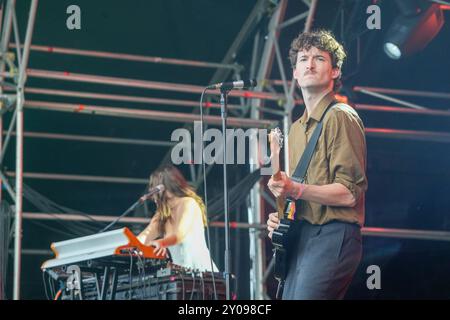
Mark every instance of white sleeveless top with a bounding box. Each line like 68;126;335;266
167;198;219;272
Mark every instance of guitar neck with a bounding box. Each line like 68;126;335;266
268;127;288;220
270;150;281;179
270;151;286;219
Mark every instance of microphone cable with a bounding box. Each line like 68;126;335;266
128;251;134;300
199;88;218;300
42;271;50;300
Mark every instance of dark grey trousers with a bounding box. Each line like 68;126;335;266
281;220;362;300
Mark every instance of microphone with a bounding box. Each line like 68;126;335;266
99;185;166;233
140;184;165;202
207;79;257;90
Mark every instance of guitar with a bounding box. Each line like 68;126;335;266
268;128;298;294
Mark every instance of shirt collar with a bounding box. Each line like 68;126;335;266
299;91;335;125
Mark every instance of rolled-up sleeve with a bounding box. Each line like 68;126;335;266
326;107;368;202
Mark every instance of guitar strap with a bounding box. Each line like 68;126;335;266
290;99;338;187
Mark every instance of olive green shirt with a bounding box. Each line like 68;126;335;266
288;92;368;227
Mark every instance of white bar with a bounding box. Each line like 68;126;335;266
355;88;428;110
354;86;450;100
4;130;175;147
277;11;309;29
249;0;289;301
22;212;450;242
14;0;38;301
19;69;284;102
11;44;242;71
362;227;450;242
9;249;52;256
365;128;450;143
24;212;150;224
209;221;266;230
22;212;265;230
304;0;318;32
7;171;148;184
14;87;287;116
24;100;276;128
0;0;16;229
355;104;450;117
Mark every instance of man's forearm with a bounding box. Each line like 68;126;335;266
293;182;356;207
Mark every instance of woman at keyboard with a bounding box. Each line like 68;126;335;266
137;165;219;272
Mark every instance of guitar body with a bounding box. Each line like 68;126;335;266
268;128;299;290
271;200;298;282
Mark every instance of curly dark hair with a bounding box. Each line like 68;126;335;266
289;30;346;92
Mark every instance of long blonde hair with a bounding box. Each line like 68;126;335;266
148;165;206;233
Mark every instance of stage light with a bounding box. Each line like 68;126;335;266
384;1;444;60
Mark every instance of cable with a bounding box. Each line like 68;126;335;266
42;271;50;300
200;88;218;300
21;182;107;237
29;219;79;238
139;266;145;300
139;257;146;299
179;269;185;300
0;202;13;300
135;251;146;299
17;180;104;236
208;168;261;221
200;271;205;300
189;271;196;300
23;183;104;227
141;257;147;299
199;89;262;300
54;289;62;300
128;251;133;300
48;275;55;299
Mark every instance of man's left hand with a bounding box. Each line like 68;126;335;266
267;171;306;199
267;171;295;198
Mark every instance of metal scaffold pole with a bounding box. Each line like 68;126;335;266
0;0;15;301
248;0;290;300
13;0;38;300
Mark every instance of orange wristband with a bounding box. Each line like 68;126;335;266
294;182;305;199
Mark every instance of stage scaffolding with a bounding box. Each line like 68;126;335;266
0;0;449;300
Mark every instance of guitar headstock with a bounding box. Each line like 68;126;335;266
269;127;284;155
268;127;284;180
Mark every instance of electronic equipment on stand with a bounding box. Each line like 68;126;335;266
41;227;226;300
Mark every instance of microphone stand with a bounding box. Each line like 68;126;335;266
220;88;232;300
98;199;142;233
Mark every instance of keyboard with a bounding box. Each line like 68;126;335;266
41;227;163;270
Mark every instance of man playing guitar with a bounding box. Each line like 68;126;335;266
267;30;368;300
